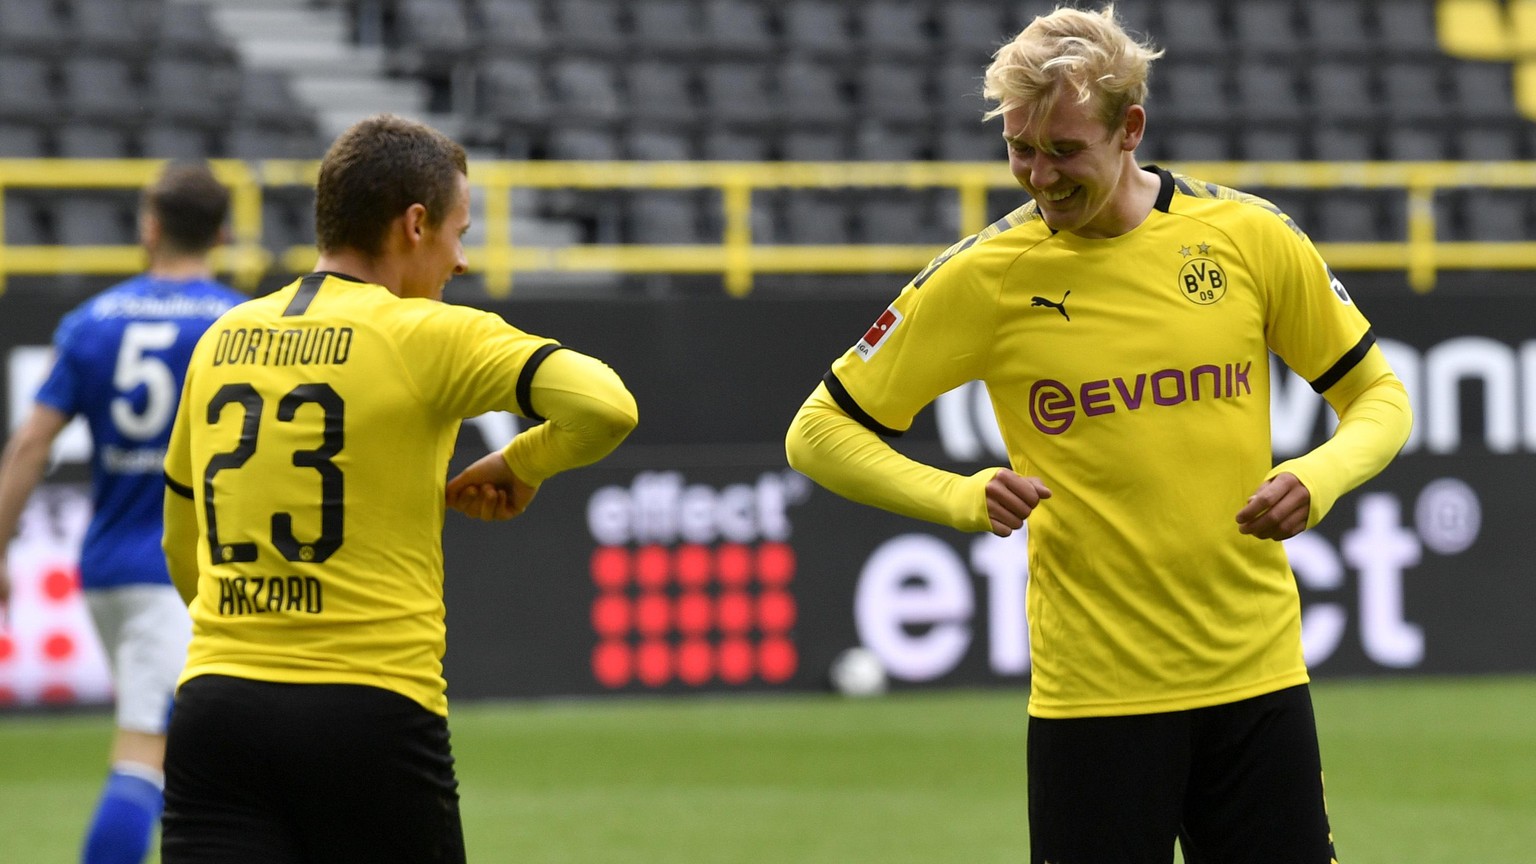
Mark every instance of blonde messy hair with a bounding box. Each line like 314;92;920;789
982;5;1163;138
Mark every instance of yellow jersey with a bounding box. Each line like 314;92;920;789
825;168;1376;717
164;272;563;715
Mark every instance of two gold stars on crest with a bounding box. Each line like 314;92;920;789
1179;242;1212;258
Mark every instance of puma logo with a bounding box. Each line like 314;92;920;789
1031;291;1071;321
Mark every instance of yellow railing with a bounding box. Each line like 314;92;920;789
2;158;1534;296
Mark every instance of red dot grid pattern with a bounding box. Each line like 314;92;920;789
0;491;115;708
42;566;81;602
590;542;798;689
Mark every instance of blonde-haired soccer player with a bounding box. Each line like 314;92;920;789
160;114;637;863
786;6;1410;862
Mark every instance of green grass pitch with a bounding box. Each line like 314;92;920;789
1;676;1532;863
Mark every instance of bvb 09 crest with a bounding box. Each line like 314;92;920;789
1178;257;1227;305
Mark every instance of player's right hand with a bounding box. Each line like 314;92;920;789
985;469;1051;537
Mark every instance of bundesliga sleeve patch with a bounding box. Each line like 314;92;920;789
1328;268;1354;305
855;306;903;361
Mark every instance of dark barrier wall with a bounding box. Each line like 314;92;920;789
1;283;1531;705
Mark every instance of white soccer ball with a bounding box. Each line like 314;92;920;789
828;646;888;697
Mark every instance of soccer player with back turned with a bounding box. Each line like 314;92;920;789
785;6;1411;863
159;114;638;863
0;162;243;864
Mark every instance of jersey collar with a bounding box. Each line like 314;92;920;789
309;270;369;284
1143;164;1175;212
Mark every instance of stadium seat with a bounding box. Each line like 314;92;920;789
1376;2;1440;58
1312;125;1375;161
854;192;945;244
546;126;620;161
702;0;778;60
477;59;552;130
855;62;932;127
1379;191;1410;241
71;0;153;59
935;2;1010;61
0;0;69;56
1239;128;1305;162
390;0;473;75
262;190;317;254
700;63;778;130
233;70;314;131
1301;0;1374;57
627;0;697;59
549;58;625;128
935;123;1000;162
1164;129;1231;163
1448;63;1519;121
934;56;991;123
1160;63;1233;124
0;123;46;157
148;1;234;63
224;124;321;159
1232;1;1302;58
852;121;928;161
140;124;218;160
59;57;142;126
776;60;849;129
478;0;550;57
0;57;59;124
779;0;853;60
626;192;706;244
854;1;932;60
3;194;49;244
1383;127;1452;161
52;196;135;245
701;127;772;161
55;124;133;158
1109;0;1156;40
779;192;852;243
1233;66;1306;125
543;0;625;56
1455;191;1529;241
1014;1;1059;28
1307;62;1379;124
1154;0;1225;60
1379;63;1450;124
780;128;847;161
1454;125;1523;161
146;58;232;128
627;61;702;129
625;128;696;161
1311;194;1385;241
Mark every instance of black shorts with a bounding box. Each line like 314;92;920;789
1028;684;1337;864
162;674;465;864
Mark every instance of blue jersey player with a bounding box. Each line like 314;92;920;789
0;163;244;864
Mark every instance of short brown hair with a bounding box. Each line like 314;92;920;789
314;114;468;256
144;162;229;255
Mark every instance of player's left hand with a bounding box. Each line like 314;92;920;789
445;451;538;521
1236;472;1310;541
